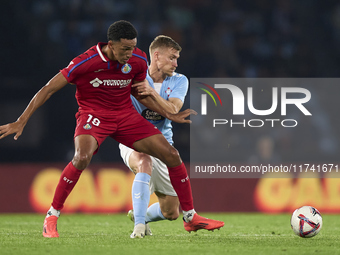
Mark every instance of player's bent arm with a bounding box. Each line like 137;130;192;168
131;80;186;123
168;98;184;113
132;80;183;114
0;72;68;140
131;82;195;124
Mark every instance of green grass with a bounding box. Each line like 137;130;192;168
0;213;339;255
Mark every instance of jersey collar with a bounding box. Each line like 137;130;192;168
96;42;109;63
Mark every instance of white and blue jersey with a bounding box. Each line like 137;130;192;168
131;71;188;145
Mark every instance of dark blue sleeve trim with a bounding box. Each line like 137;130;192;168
67;53;99;77
132;53;148;64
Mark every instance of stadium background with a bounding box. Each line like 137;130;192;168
1;0;340;213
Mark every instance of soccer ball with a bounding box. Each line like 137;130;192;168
290;206;322;238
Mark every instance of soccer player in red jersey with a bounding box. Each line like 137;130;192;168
0;20;224;238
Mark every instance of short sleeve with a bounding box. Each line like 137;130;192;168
60;55;88;84
169;75;189;103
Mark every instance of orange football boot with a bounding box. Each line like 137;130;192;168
184;213;224;233
43;216;59;238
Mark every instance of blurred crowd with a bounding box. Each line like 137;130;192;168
1;0;340;163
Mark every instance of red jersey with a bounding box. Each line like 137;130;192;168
60;42;148;112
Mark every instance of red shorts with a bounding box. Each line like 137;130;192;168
74;109;161;154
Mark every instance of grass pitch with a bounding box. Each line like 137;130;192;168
0;213;339;255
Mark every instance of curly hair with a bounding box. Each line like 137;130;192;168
107;20;137;42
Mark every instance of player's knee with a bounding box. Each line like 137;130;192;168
130;154;152;175
169;147;180;159
162;208;180;221
163;147;180;165
72;152;92;170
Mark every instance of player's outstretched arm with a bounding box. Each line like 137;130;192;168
0;72;68;140
168;108;197;124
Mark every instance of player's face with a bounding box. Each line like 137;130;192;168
156;47;180;76
109;38;137;64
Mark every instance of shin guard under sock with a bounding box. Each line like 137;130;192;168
132;173;151;225
51;162;82;210
168;162;194;211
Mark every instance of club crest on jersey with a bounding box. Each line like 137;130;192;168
121;64;132;74
165;87;172;97
83;123;92;130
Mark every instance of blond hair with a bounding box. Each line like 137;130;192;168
149;35;182;55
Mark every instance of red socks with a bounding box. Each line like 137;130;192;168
51;162;194;212
168;162;194;211
52;162;82;210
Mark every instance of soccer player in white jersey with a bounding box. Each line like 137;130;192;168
120;35;224;238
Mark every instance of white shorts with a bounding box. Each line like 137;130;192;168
119;143;177;197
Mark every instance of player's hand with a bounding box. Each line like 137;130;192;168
167;109;197;124
131;81;155;97
0;121;25;140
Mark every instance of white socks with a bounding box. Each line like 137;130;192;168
183;209;196;222
46;206;60;218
